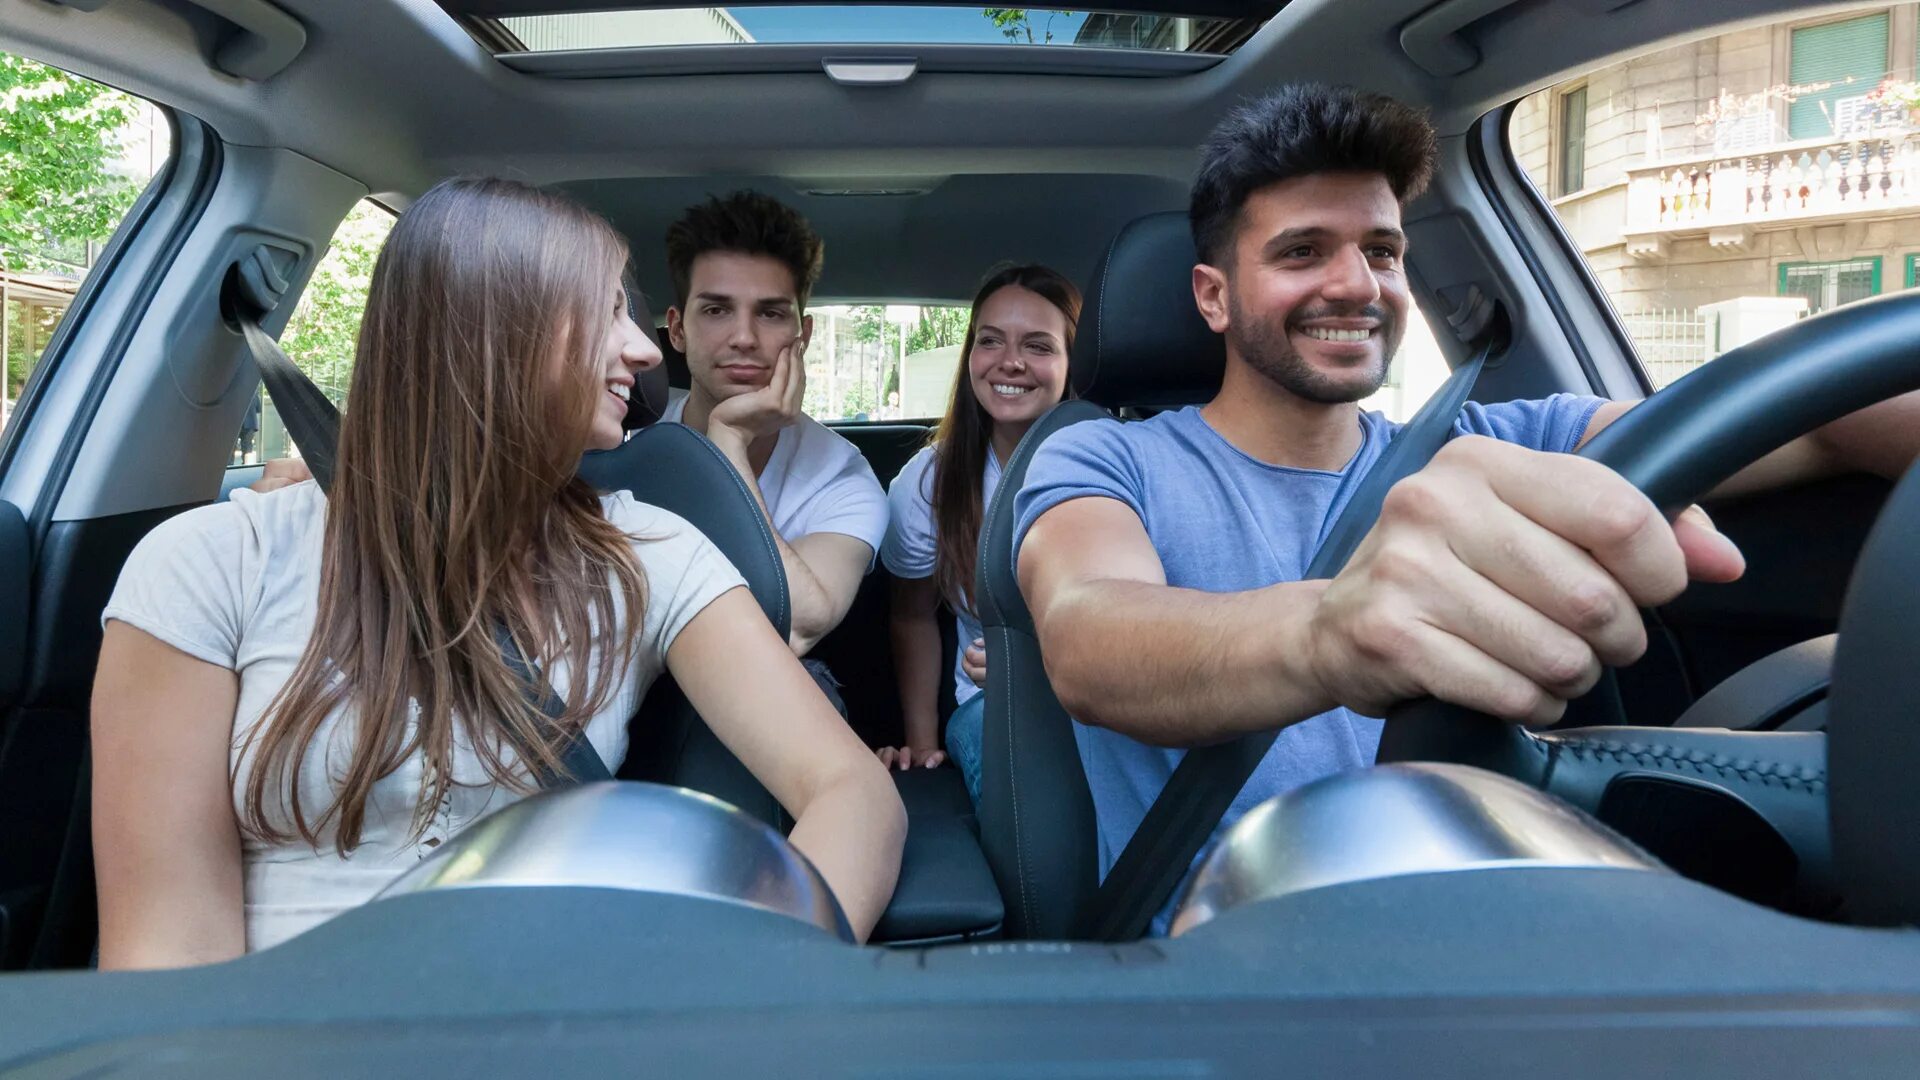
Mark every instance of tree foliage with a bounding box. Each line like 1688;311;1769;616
278;202;395;400
983;8;1073;45
908;305;969;354
0;55;139;272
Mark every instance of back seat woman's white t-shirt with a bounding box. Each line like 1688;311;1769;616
660;389;887;557
880;445;999;707
100;481;745;952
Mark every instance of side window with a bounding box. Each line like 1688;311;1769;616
1;53;170;436
1508;4;1920;388
234;200;395;465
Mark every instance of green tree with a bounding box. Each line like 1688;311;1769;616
4;298;61;399
0;55;139;272
277;202;394;401
983;8;1073;45
908;305;969;354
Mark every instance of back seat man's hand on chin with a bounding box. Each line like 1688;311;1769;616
1304;436;1745;726
248;458;313;494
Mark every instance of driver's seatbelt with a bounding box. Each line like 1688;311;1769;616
1075;337;1493;941
235;310;613;786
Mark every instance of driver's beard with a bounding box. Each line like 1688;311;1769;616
1227;289;1401;406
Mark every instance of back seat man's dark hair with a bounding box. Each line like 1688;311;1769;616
665;190;826;308
1189;83;1438;265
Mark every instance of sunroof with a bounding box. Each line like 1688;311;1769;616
460;5;1263;55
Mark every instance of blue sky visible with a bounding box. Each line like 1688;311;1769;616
727;6;1090;45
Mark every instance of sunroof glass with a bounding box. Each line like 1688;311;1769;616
491;7;1249;53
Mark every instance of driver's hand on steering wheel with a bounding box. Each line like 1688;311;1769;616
1305;436;1746;726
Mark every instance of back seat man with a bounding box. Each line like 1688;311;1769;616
659;191;887;659
1014;82;1920;933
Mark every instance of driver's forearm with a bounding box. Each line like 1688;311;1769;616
1035;577;1337;747
1811;389;1920;482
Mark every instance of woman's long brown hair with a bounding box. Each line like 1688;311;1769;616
240;177;650;853
929;265;1082;613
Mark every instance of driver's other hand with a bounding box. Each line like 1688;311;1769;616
962;639;988;688
1305;436;1745;727
876;745;946;771
248;457;313;494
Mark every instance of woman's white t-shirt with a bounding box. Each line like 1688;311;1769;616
880;445;1001;708
100;481;745;952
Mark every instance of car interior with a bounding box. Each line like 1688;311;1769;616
3;0;1920;1074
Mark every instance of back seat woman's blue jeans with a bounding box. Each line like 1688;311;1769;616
944;693;986;805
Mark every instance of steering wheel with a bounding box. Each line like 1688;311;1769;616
1376;290;1920;924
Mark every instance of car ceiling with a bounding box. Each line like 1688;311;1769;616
0;0;1863;303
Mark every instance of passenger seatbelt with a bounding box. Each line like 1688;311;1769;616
233;308;612;786
1075;337;1494;941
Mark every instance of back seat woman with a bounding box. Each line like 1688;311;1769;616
877;265;1081;801
90;177;904;968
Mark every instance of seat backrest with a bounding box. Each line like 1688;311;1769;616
578;423;791;827
974;211;1228;937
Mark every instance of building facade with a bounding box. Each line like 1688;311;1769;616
1511;5;1920;381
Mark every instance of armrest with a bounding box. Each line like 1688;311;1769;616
871;770;1004;945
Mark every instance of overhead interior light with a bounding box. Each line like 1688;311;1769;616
822;59;918;86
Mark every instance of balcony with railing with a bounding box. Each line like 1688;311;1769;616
1624;124;1920;253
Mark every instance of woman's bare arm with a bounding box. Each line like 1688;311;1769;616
92;621;247;969
667;588;905;941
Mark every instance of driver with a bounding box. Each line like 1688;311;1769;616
1014;82;1920;934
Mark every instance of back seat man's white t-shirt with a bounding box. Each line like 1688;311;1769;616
100;482;745;952
660;388;887;557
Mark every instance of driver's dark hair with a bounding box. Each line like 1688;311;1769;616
665;190;825;309
1189;83;1438;265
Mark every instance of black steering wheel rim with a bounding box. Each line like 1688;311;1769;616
1377;290;1920;921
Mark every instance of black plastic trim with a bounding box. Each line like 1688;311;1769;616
453;0;1282;20
501;42;1225;79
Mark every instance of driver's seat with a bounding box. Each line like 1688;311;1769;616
975;212;1226;938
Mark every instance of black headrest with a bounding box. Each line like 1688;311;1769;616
1070;211;1226;410
618;263;670;427
626;355;672;430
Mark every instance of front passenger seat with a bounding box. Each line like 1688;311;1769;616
577;326;793;829
975;212;1228;938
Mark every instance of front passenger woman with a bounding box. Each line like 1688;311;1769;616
91;177;904;967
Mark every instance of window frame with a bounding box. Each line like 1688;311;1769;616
1554;82;1590;198
0;81;202;496
1905;252;1919;289
1776;257;1884;315
1777;8;1897;141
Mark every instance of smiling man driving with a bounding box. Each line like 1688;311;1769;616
1013;82;1920;935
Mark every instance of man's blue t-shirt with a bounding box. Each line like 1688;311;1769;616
1011;395;1605;934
